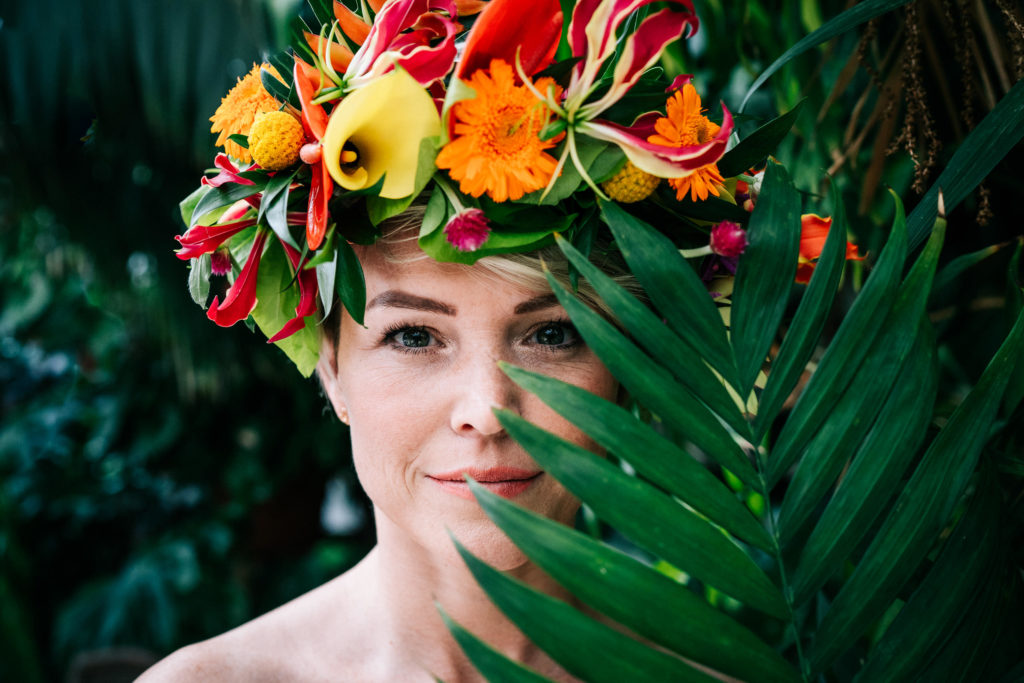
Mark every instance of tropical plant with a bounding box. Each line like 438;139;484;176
442;11;1024;682
446;173;1024;683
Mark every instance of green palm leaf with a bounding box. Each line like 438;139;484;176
446;19;1024;680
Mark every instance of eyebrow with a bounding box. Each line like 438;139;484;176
513;293;560;314
366;291;456;315
365;291;561;316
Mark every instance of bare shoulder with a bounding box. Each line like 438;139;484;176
135;639;245;682
135;618;306;682
137;554;379;682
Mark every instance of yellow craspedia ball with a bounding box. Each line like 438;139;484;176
248;111;304;170
601;160;661;203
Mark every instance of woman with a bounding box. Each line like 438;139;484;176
151;0;737;677
142;215;623;681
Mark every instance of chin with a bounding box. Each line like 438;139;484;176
442;517;533;572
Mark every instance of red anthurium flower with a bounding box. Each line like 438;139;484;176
457;0;561;80
267;241;320;342
207;228;271;327
796;213;866;284
345;0;461;90
294;58;334;250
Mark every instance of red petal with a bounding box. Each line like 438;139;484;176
175;218;257;259
306;161;332;250
799;214;832;260
293;58;329;140
202;153;255;187
207;229;270;327
268;241;320;342
457;0;562;79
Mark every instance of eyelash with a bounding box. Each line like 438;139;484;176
378;319;582;354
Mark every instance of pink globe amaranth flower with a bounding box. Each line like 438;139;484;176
710;221;748;258
444;208;491;252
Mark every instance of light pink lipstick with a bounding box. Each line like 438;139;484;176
428;467;542;500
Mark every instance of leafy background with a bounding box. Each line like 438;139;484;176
1;0;1022;681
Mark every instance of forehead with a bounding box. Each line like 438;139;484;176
356;242;551;308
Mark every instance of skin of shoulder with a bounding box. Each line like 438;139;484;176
137;564;375;682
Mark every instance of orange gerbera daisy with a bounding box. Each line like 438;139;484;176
436;59;562;202
648;83;725;202
210;64;285;163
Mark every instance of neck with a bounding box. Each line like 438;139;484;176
365;506;578;682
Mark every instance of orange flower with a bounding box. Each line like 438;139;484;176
796;214;866;284
436;59;562;202
209;64;284;163
648;83;725;202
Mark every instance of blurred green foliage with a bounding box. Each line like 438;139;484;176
1;0;1021;680
1;1;371;680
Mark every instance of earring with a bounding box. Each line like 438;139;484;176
339;408;349;425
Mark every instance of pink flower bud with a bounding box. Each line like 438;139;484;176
211;247;233;276
444;208;491;252
710;221;747;258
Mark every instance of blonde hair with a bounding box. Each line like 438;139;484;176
320;202;642;349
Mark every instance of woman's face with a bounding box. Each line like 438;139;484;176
319;247;619;569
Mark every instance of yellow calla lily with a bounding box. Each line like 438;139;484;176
322;69;441;199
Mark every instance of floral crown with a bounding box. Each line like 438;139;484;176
176;0;861;376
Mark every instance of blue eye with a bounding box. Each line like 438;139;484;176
396;327;431;348
532;321;578;348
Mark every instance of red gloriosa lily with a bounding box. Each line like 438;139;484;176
345;0;461;90
535;0;730;193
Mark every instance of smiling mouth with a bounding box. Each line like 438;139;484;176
428;468;543;500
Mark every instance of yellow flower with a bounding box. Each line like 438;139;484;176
601;160;661;203
248;112;304;170
436;59;562;203
648;84;725;202
209;64;284;163
322;69;442;199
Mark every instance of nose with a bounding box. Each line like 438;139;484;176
448;351;522;437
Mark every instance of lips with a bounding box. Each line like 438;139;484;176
428;467;542;500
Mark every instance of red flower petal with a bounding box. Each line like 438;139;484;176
175;217;257;259
457;0;562;79
268;241;320;342
207;229;270;327
306;160;332;250
294;58;329;141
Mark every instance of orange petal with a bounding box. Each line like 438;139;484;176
455;0;488;16
333;0;371;45
799;213;832;260
303;31;354;73
367;0;386;12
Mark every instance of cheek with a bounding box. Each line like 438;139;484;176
527;361;619;451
